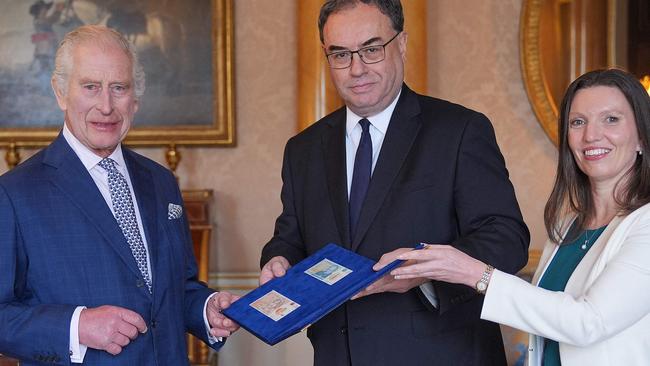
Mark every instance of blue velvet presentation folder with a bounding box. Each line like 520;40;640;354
223;243;424;346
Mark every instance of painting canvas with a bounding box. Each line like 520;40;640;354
0;0;234;146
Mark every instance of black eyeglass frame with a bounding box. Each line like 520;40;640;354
324;32;401;69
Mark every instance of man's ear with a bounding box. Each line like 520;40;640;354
398;31;408;58
51;78;67;111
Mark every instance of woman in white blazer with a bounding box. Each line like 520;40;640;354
375;69;650;366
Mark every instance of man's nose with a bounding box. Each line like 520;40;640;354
96;88;114;115
349;52;367;75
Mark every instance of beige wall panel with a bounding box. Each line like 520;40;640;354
427;0;556;251
182;0;297;272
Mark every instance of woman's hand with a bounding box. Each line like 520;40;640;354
352;248;428;299
391;244;487;288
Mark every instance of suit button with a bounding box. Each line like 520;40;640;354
136;279;145;288
340;327;347;335
151;320;157;328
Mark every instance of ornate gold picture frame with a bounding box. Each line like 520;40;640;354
521;0;639;147
520;0;559;146
0;0;234;150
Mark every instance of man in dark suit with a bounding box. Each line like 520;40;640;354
259;1;529;365
0;25;238;365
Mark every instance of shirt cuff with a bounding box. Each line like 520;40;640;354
419;282;439;308
70;306;88;363
203;292;223;344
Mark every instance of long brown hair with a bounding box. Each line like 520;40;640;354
544;69;650;243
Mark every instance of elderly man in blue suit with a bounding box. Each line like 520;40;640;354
0;25;239;365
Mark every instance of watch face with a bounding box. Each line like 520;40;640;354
477;281;487;292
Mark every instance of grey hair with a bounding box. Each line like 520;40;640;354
52;25;145;97
318;0;404;43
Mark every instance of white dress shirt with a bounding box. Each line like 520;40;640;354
344;92;438;307
344;92;398;197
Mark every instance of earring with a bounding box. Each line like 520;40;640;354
638;150;643;156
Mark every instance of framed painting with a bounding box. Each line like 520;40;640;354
0;0;234;148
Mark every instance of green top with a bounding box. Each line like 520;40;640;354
537;223;607;366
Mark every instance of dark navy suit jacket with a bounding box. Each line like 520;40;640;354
0;134;220;365
261;85;530;366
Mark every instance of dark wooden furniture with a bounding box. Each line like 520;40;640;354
0;356;17;366
182;189;214;366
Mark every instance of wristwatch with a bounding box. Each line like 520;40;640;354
475;265;494;294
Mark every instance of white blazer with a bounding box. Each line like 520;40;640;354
481;202;650;366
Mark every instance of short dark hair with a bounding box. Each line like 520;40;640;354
318;0;404;43
544;68;650;243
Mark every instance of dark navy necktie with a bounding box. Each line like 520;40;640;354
349;118;372;240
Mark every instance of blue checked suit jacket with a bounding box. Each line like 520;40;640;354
0;134;221;365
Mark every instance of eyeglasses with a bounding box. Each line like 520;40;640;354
325;32;401;69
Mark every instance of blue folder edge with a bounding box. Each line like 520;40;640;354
223;243;425;345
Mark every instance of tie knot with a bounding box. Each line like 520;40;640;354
98;158;118;173
359;118;370;132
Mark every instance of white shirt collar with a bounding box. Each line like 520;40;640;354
62;123;126;172
346;89;401;135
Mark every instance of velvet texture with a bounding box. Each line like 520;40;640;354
225;243;414;345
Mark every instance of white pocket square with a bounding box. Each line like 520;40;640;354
168;203;183;220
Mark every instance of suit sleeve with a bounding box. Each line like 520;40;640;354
260;140;308;267
451;112;529;270
0;183;75;364
482;209;650;345
164;175;221;350
435;112;530;312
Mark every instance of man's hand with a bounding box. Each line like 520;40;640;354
259;256;291;285
352;248;428;300
78;305;148;356
206;291;241;338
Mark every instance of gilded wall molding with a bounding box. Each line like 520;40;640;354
520;0;559;145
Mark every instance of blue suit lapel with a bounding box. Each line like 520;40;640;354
351;85;421;251
42;135;151;296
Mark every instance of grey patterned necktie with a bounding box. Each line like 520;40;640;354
98;158;152;293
